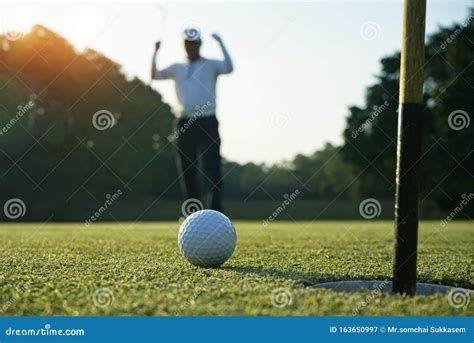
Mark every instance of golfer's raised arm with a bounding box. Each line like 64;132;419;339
212;33;233;74
151;42;173;80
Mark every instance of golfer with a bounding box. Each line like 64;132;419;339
151;26;233;211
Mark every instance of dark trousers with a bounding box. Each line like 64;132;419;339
176;115;222;211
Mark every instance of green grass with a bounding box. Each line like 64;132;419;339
0;221;472;316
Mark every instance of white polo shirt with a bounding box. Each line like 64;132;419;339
154;57;233;118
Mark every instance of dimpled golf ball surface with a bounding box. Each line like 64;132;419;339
178;210;236;268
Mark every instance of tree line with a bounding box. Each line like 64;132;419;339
0;11;472;220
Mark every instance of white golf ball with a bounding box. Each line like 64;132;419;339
178;210;236;268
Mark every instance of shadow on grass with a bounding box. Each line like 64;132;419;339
223;265;473;290
222;265;366;287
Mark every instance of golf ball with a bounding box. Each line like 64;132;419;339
178;210;236;268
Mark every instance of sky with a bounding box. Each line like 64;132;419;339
0;0;472;164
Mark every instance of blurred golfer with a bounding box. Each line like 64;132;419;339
151;25;233;211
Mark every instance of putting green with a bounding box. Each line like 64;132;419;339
0;221;472;315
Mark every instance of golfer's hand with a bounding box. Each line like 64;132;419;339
154;41;161;51
211;33;222;43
